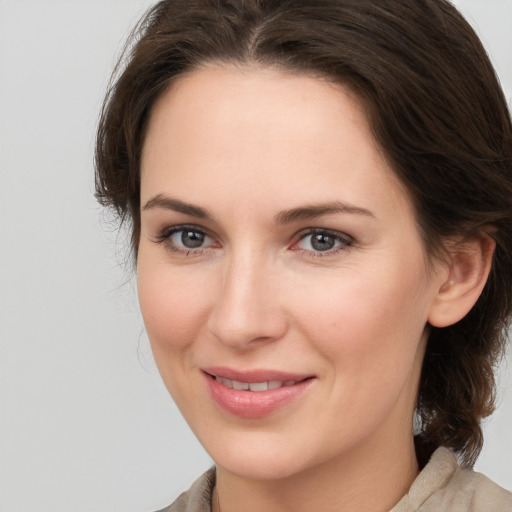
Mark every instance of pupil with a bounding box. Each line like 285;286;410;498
181;230;204;248
311;233;335;251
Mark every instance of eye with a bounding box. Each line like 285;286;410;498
170;228;210;249
155;225;218;254
293;229;353;254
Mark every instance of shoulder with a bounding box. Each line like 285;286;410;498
393;448;512;512
438;462;512;512
155;467;216;512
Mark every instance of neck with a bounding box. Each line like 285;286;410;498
214;432;418;512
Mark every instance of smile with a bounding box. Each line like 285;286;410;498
202;368;315;419
214;377;299;391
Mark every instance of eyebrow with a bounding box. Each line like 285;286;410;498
142;195;213;219
142;195;375;223
274;201;376;224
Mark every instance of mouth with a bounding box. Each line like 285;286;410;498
208;374;308;391
201;367;315;418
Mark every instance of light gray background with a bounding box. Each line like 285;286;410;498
0;1;511;511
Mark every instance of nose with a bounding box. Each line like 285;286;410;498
207;252;288;349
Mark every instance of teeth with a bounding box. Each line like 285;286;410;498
232;380;249;390
249;382;268;392
215;376;233;388
221;377;233;389
215;376;297;391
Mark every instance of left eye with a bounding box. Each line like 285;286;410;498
167;228;213;249
295;230;352;253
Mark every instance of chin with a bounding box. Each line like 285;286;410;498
195;426;325;481
216;450;310;481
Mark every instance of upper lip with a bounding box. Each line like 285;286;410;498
202;366;314;383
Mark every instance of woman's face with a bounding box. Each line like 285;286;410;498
138;65;448;480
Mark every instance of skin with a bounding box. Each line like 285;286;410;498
137;64;481;512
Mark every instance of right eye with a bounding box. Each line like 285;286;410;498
170;228;209;249
155;225;219;255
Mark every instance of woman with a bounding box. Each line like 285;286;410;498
95;0;512;510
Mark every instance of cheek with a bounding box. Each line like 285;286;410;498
137;261;211;353
289;263;430;378
136;260;216;408
288;272;430;440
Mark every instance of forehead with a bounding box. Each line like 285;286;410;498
141;64;412;221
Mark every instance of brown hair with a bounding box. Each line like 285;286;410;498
95;0;512;466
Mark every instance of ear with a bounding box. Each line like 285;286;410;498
428;231;495;328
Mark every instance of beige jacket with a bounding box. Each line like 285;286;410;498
158;448;512;511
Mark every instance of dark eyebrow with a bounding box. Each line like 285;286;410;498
142;195;375;223
274;201;376;224
142;194;212;219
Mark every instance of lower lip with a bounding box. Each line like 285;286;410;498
203;373;314;419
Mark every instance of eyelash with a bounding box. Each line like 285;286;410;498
153;225;354;257
291;228;354;257
154;224;218;256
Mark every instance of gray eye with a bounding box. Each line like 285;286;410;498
181;230;205;248
310;233;336;251
295;229;352;253
168;228;212;249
